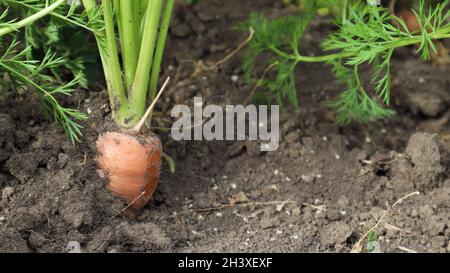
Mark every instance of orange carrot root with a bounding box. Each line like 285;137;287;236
96;132;162;209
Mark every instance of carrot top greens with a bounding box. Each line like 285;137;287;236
0;0;93;143
241;0;450;124
82;0;175;130
0;0;175;141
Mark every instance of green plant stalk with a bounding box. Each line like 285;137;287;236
132;0;141;41
138;0;150;31
82;0;113;104
0;0;66;37
113;0;124;60
270;29;450;64
102;0;128;119
81;0;170;129
149;0;174;100
126;0;163;127
120;0;140;91
10;0;95;32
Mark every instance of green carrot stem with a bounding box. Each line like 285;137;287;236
128;0;163;126
81;0;115;108
269;30;450;64
120;0;140;91
149;0;175;100
0;0;66;37
102;0;128;120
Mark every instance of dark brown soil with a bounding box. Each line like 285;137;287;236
1;0;450;253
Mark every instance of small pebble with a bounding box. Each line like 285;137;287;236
230;183;237;190
2;187;14;200
231;75;239;82
66;241;82;253
215;212;223;218
274;169;279;175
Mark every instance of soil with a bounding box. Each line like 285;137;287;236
1;0;450;253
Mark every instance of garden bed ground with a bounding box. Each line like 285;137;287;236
1;0;450;253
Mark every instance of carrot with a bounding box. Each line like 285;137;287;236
95;77;170;209
80;1;174;208
96;132;162;209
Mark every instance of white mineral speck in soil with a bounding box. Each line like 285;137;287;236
215;212;223;218
230;183;237;189
66;241;82;253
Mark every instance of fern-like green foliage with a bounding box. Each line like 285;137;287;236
20;5;101;87
239;11;314;107
0;41;87;143
241;0;450;124
0;0;104;143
